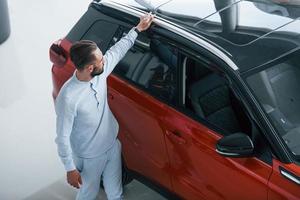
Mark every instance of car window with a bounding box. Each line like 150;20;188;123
112;29;178;106
178;52;273;163
182;55;252;136
81;20;119;53
246;49;300;159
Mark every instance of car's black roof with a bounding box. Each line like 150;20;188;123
106;0;300;73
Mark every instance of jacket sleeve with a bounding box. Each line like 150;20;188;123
54;95;76;172
103;27;138;76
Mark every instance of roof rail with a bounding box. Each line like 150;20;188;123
95;0;239;71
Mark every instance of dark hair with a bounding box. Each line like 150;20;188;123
70;40;98;70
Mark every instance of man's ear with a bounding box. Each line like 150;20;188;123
86;64;94;72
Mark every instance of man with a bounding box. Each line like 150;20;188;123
54;13;154;200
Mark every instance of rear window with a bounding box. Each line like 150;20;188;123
81;20;119;53
66;5;120;46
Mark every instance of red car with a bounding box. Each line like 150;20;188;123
50;0;300;199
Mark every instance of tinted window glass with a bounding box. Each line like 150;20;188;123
81;20;119;53
113;31;178;105
184;57;252;135
246;50;300;158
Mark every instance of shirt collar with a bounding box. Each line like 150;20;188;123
72;70;97;85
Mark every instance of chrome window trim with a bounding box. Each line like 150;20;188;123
216;149;240;156
97;0;239;71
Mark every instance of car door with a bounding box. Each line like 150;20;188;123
162;52;273;200
107;30;179;191
108;76;172;190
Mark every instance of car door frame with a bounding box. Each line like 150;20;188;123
168;36;282;198
150;23;299;199
151;23;284;164
107;23;186;195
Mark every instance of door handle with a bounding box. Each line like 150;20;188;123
280;167;300;185
166;130;186;145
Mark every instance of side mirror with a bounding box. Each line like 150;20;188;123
216;132;254;158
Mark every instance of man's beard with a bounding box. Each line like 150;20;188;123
91;67;104;77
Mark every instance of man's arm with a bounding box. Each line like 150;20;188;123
55;95;82;188
55;95;76;172
103;13;154;76
103;28;138;76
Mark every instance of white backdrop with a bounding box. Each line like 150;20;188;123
0;0;91;199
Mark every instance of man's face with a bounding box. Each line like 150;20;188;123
91;48;105;77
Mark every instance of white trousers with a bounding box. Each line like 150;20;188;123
73;139;123;200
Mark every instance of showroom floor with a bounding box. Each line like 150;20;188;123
0;0;166;199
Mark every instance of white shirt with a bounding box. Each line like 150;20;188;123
55;28;138;171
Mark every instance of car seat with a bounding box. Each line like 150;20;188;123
189;73;241;134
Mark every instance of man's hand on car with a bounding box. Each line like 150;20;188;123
67;169;82;189
136;13;154;32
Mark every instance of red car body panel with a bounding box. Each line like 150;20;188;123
269;160;300;200
162;106;272;200
107;75;172;191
